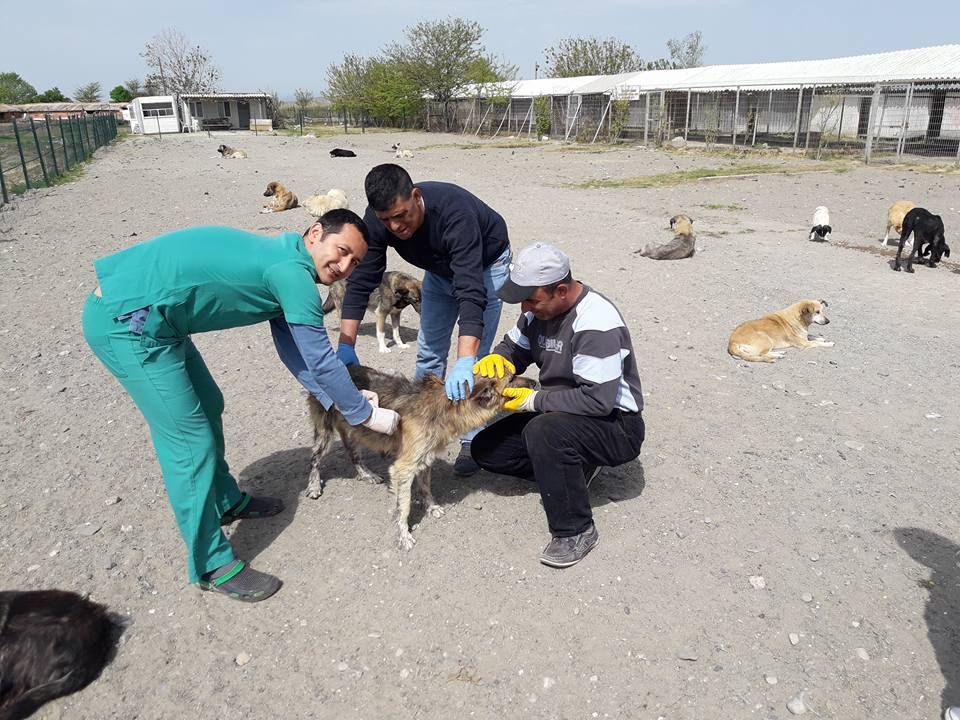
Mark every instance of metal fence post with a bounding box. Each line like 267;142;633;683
0;151;8;204
58;117;70;169
792;85;804;149
896;83;914;158
74;117;87;159
766;90;773;134
864;83;881;164
44;115;59;176
11;119;31;190
28;117;50;186
732;87;740;146
804;84;817;152
684;90;691;140
643;93;649;145
83;116;92;152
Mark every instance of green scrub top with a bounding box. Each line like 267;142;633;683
94;226;324;343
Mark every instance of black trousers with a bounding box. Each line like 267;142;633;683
471;410;645;537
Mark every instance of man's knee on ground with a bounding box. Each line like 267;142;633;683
521;413;576;457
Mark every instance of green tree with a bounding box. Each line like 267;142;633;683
666;31;706;68
544;37;645;78
0;72;38;103
387;17;488;131
74;81;102;102
33;87;69;102
110;85;134;102
364;57;422;127
122;78;143;97
293;88;314;118
326;53;370;127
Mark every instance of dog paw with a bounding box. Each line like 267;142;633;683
905;266;915;273
358;470;386;484
304;486;323;500
378;346;392;354
395;341;409;349
397;530;416;551
426;504;445;519
820;341;835;347
893;266;901;271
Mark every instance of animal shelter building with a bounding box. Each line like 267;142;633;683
130;93;272;134
437;45;960;163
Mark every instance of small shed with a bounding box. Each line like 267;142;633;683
178;93;271;132
130;96;180;134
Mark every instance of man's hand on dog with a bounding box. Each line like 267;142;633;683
473;354;516;378
445;356;477;401
502;387;538;412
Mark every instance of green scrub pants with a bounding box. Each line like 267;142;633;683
82;294;242;583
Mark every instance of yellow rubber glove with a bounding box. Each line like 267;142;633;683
502;387;538;412
473;353;516;378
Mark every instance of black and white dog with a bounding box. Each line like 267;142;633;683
0;590;122;720
808;206;832;242
894;207;950;272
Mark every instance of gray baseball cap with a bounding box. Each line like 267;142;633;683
498;242;571;303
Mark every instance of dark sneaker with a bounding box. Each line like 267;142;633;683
453;443;481;476
540;524;600;568
584;465;604;489
199;560;282;603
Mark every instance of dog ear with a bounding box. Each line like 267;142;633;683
818;299;828;308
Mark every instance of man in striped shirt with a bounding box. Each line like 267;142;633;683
471;243;645;568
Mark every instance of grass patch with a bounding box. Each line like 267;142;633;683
415;140;542;151
574;162;853;189
700;202;745;211
50;164;86;187
274;124;398;138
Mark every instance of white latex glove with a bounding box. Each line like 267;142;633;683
362;406;400;435
360;389;380;407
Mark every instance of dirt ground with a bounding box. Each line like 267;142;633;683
2;128;960;720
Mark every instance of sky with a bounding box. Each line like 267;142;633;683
5;0;959;101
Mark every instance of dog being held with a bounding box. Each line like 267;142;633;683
808;206;832;242
323;271;422;353
329;148;357;158
391;142;414;159
894;206;950;273
216;144;246;159
261;181;298;213
302;188;349;218
0;590;123;720
306;365;537;549
636;214;695;260
728;299;833;363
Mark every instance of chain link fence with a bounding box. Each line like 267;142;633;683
0;113;119;205
440;82;960;163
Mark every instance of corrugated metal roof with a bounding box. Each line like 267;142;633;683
0;102;118;112
179;92;271;99
482;45;960;98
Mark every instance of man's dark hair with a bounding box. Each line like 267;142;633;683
305;208;370;245
364;163;414;212
543;271;574;296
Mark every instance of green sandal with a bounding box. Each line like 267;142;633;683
220;493;285;525
198;560;282;603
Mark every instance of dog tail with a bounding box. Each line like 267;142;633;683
322;293;336;313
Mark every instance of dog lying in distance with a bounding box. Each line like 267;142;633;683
728;299;833;363
302;188;349;217
217;144;246;159
0;590;123;720
884;200;916;246
392;143;414;159
306;365;537;549
809;206;832;242
329;148;357;158
636;214;695;260
894;207;949;272
261;182;299;213
323;271;422;353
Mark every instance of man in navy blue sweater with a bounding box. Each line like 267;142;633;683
336;164;512;474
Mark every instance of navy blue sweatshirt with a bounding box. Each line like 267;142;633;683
341;182;510;339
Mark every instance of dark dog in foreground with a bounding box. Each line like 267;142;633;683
329;148;357;158
0;590;122;720
895;207;950;272
306;365;536;549
323;271;422;353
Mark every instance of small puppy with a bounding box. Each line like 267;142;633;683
637;214;695;260
728;299;833;363
894;207;950;273
329;148;357;158
809;206;832;242
217;144;246;159
302;188;349;217
884;200;916;246
392;143;414;159
0;590;122;720
306;365;537;549
323;271;422;352
261;181;298;213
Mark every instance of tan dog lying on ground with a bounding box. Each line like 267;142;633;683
217;144;246;159
884;200;916;246
728;299;833;363
322;270;422;353
637;214;696;259
302;188;349;217
261;181;298;213
306;365;536;550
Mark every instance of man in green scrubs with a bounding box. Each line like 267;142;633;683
82;209;399;602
